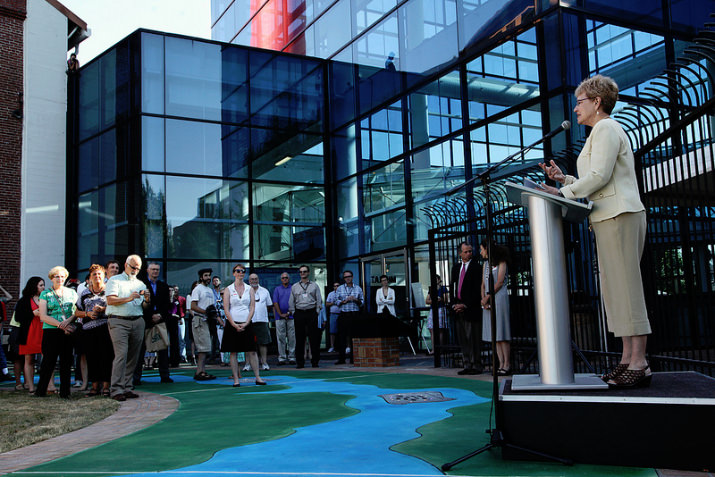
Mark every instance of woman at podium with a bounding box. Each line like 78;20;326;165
539;74;652;388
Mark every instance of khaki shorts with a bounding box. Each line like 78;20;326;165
191;316;212;353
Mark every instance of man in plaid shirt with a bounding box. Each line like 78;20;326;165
334;270;363;365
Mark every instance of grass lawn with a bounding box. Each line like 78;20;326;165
0;388;119;453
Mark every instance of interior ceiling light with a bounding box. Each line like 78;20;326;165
275;156;292;166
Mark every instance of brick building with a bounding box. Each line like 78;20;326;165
0;0;87;309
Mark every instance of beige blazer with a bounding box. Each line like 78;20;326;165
560;118;645;223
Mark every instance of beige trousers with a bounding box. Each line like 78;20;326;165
592;211;652;337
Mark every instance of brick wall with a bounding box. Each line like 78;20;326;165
352;337;400;367
0;1;26;310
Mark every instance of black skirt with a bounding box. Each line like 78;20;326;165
220;322;257;352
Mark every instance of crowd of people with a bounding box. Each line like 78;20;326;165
2;256;405;399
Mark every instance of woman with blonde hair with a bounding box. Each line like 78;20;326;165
35;266;79;397
539;74;651;388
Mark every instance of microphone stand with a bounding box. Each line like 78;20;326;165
441;130;573;471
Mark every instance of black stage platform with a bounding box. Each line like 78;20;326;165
498;371;715;471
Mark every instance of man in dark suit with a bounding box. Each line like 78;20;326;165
451;241;482;375
133;262;173;384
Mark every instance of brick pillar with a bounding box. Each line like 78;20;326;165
0;1;26;311
353;337;400;367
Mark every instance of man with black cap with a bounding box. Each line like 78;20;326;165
189;268;217;381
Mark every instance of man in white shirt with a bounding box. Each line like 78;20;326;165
245;273;273;371
190;268;217;381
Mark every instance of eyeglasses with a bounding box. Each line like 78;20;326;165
234;269;246;273
343;275;353;279
281;277;289;279
575;97;593;106
300;270;309;274
127;264;141;271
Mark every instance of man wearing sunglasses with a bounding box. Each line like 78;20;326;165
288;266;323;368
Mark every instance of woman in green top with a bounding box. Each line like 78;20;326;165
35;266;79;398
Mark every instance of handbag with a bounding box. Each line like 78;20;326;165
145;322;169;352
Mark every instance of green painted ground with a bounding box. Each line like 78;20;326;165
13;370;656;477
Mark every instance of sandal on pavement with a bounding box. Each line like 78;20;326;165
102;388;111;397
601;363;629;382
608;366;652;388
15;384;24;391
86;389;100;397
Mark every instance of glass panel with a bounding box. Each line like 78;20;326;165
167;261;235;297
142;116;164;172
249;51;324;133
409;71;461;150
459;0;532;50
78;129;117;193
411;135;465;205
79;60;100;139
352;0;397;36
141;32;164;115
252;133;324;183
465;28;540;125
253;224;325;261
143;174;165;258
336;177;361;258
360;101;403;168
333;124;358;180
369;208;406;252
77;183;130;270
329;60;357;130
313;0;352;59
165;119;223;176
165;176;249;260
353;11;399;69
397;0;458;74
165;37;222;121
363;160;404;214
253;182;325;224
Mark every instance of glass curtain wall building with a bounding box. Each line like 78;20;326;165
70;0;714;369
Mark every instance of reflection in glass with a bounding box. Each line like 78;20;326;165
143;175;165;258
253;225;325;261
363;160;404;214
78;130;117;193
164;176;249;260
142;33;164;115
369;208;406;252
337;177;361;257
397;0;458;74
77;183;130;270
253;183;325;224
409;71;461;150
251;133;324;183
142;116;164;172
165;37;223;120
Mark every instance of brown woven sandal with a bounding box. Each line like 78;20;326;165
608;366;652;388
601;363;628;382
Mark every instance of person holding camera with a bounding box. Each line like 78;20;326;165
105;255;151;401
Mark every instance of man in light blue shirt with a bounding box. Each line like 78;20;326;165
106;254;151;401
335;270;363;365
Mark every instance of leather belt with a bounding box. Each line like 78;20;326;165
107;314;143;320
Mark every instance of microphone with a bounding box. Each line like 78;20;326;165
445;120;571;195
540;120;571;143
